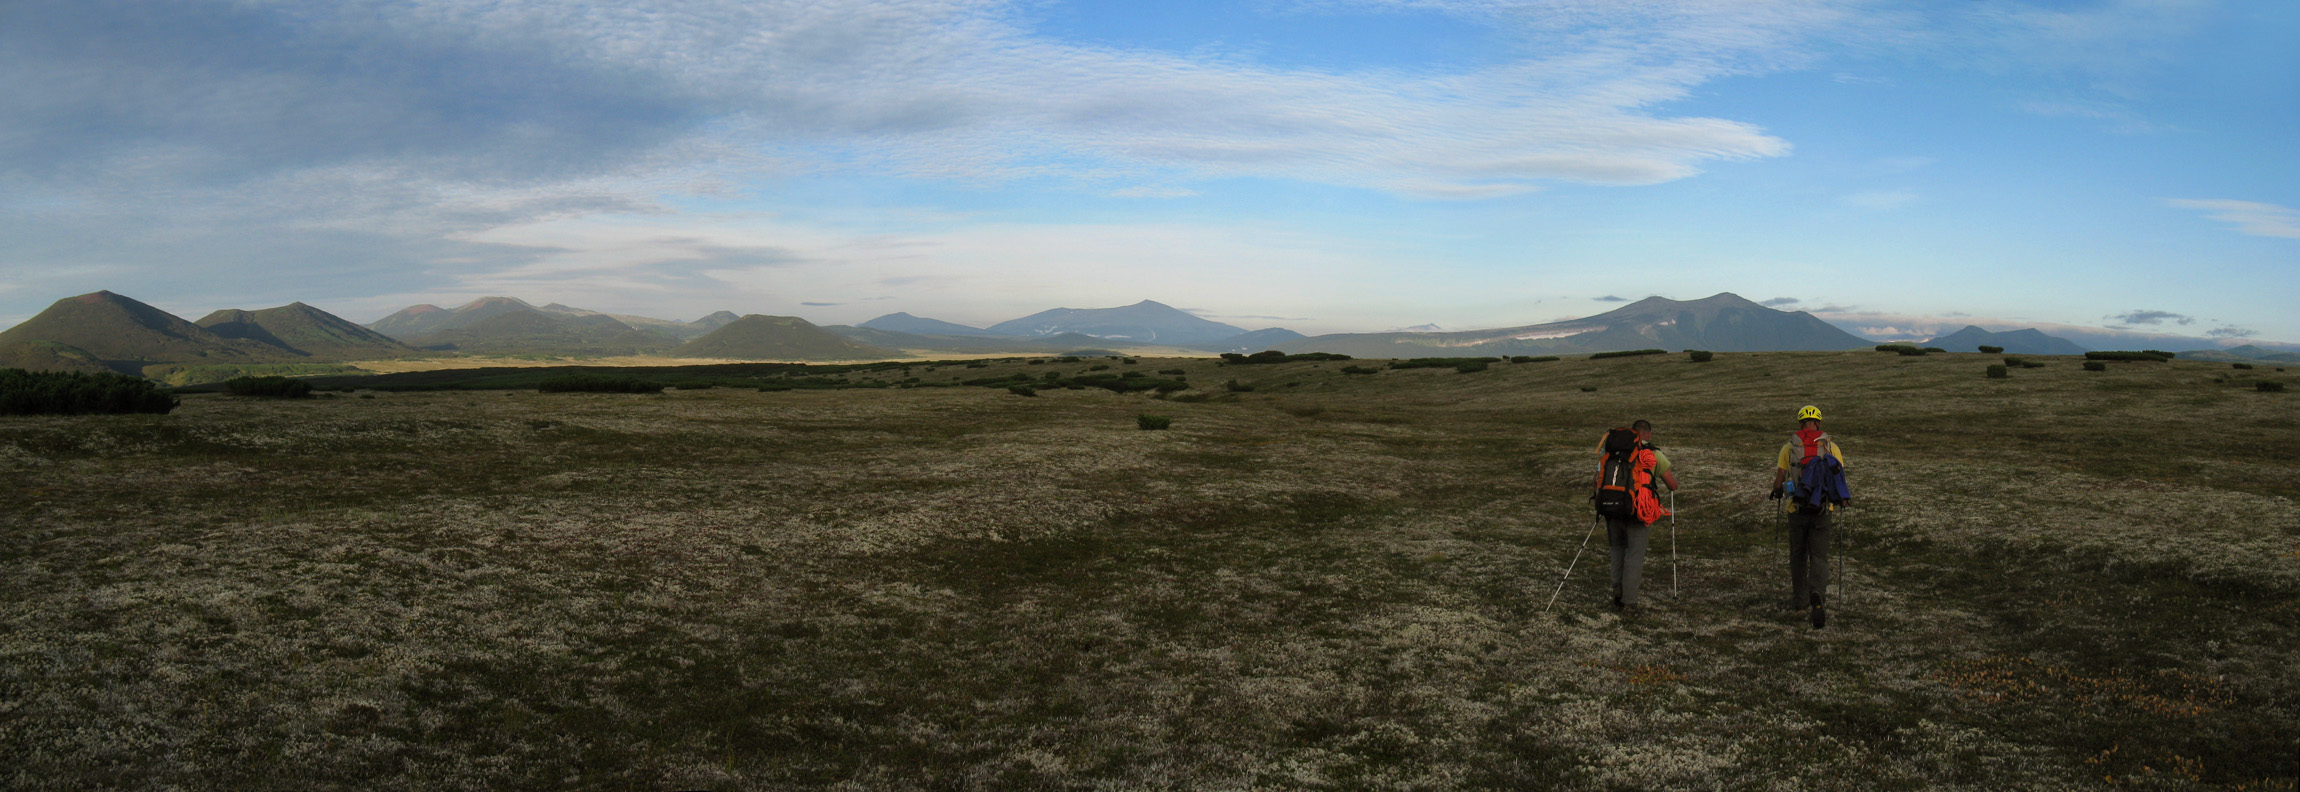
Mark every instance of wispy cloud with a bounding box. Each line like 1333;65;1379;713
2208;326;2257;338
1593;295;1629;302
1760;297;1800;307
2165;199;2300;239
2110;309;2193;326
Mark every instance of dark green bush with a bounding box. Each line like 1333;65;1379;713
1058;356;1081;363
2086;351;2173;362
1137;414;1171;430
1007;385;1037;397
1978;345;2004;354
1089;364;1110;371
0;368;179;415
1589;349;1666;360
1986;364;2008;379
1579;386;1598;392
1339;365;1380;375
1509;355;1560;364
223;376;314;398
1876;344;1918;353
1120;371;1145;379
1122;358;1138;365
965;360;989;368
2083;361;2108;372
1026;359;1044;366
1157;368;1186;375
1688;350;1714;363
1922;347;1947;354
1225;379;1254;392
1454;362;1488;373
538;374;665;393
2260;381;2286;393
2233;363;2253;370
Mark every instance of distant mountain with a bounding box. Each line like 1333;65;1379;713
2178;344;2300;363
1920;326;2087;355
197;302;420;360
860;312;1013;337
827;326;1071;355
987;300;1248;346
369;303;453;339
405;309;684;356
1290;293;1872;357
674;315;899;361
690;311;741;334
1192;327;1307;353
538;302;722;339
0;291;287;375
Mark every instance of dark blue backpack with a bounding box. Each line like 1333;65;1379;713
1795;447;1849;510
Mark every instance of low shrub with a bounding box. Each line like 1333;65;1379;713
1006;385;1037;397
2003;356;2025;367
538;374;665;393
1089;364;1110;371
1339;365;1380;375
1454;362;1488;373
1121;358;1138;365
1589;349;1666;360
1922;347;1947;354
1026;359;1044;365
1688;350;1714;363
1986;364;2008;379
1579;386;1598;392
2083;361;2108;372
223;376;314;398
1137;414;1171;430
2233;363;2254;370
1509;355;1560;363
2260;381;2286;393
965;360;989;368
1876;344;1918;353
0;368;179;415
1059;356;1081;363
1219;351;1352;365
1225;379;1254;392
1978;345;2004;354
1157;368;1186;375
2086;351;2173;362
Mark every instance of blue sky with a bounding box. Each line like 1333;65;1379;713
3;0;2294;346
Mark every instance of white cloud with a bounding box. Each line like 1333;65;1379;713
2165;199;2300;240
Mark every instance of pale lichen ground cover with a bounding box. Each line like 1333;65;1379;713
3;352;2295;790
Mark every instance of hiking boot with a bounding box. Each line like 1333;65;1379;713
1810;593;1827;629
1611;595;1624;610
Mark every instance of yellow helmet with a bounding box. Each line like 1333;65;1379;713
1796;405;1823;422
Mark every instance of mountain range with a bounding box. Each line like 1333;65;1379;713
9;289;2210;384
1917;326;2088;356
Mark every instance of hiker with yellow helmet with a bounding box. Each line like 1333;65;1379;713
1769;405;1850;628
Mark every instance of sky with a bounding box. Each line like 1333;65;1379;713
3;0;2295;346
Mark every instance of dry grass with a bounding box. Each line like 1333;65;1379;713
3;351;2295;790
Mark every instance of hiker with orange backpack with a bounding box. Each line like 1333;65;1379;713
1770;405;1850;629
1591;420;1678;612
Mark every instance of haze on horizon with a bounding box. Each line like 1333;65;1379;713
3;0;2294;345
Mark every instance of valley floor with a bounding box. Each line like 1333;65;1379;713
4;352;2296;790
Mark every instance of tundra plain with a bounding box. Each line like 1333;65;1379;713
3;351;2296;790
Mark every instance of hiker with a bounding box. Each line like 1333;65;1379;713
1592;420;1678;611
1770;405;1849;628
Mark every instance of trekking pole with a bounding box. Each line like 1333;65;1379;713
1839;505;1850;607
1669;488;1679;599
1543;515;1601;614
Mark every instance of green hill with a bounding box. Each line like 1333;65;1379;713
0;291;287;375
197;302;421;360
673;315;899;360
404;309;684;356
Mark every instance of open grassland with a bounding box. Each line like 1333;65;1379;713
4;351;2296;790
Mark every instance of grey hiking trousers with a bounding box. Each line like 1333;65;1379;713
1787;508;1832;606
1606;515;1650;607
